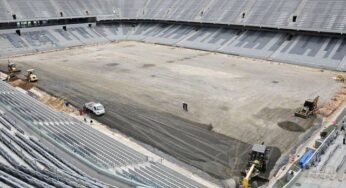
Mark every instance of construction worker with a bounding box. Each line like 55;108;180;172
183;103;188;112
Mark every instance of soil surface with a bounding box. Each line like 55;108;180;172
0;41;341;178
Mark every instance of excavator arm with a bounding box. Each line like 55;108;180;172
242;163;256;188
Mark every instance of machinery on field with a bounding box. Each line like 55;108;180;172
294;96;319;119
7;61;21;74
25;69;38;82
336;74;345;82
241;144;269;188
84;102;105;116
6;60;21;81
6;73;17;81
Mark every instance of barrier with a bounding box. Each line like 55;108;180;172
299;148;315;168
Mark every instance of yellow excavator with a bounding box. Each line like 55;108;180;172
241;144;268;188
242;161;259;188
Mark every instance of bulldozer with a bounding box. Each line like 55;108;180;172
25;69;38;82
294;96;319;119
7;61;21;74
241;144;269;188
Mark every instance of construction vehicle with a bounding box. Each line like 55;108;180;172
6;73;17;81
294;96;319;119
7;61;21;74
84;102;105;116
25;69;38;82
336;74;345;82
241;144;269;188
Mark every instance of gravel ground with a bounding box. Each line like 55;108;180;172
0;41;341;178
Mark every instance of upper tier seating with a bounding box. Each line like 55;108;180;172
0;0;345;33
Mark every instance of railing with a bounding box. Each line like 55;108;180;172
273;124;339;188
0;17;96;30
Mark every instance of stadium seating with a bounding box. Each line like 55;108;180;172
243;0;301;27
1;23;345;71
0;1;345;187
0;81;209;188
0;0;345;71
293;0;346;32
0;110;115;187
119;162;206;188
0;0;345;33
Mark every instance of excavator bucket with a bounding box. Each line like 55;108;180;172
294;111;309;119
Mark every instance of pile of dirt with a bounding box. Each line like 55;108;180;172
9;79;34;90
318;85;346;117
9;78;77;114
39;92;76;114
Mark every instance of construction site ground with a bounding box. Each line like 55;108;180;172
0;41;342;179
29;87;221;187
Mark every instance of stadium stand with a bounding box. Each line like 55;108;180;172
1;0;346;187
0;0;345;71
0;80;211;188
202;0;247;23
293;0;346;32
0;23;346;70
0;0;344;32
142;0;177;19
0;108;119;187
243;0;301;27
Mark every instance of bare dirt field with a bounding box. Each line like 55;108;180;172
0;41;341;178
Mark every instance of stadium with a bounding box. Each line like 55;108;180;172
0;0;345;188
